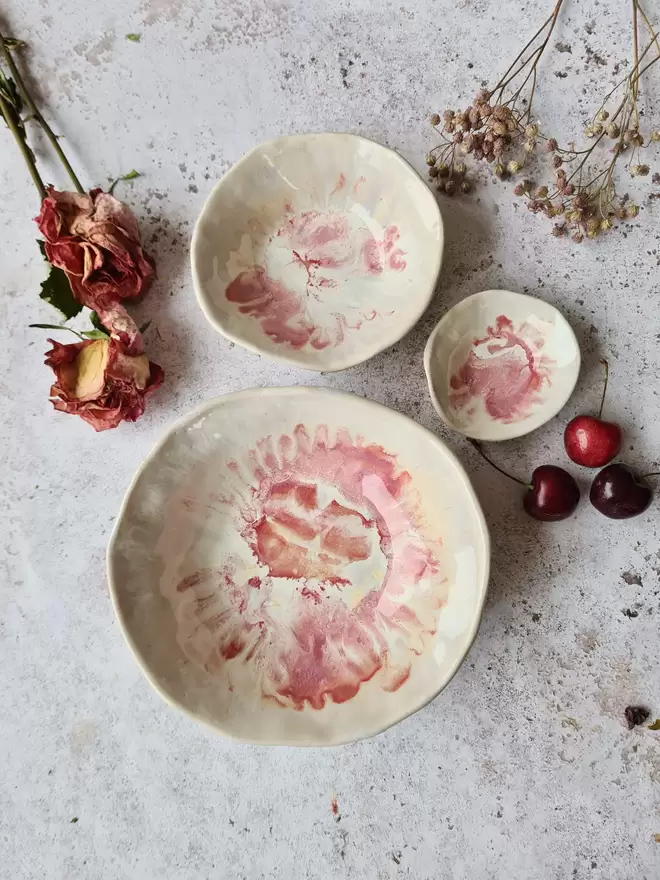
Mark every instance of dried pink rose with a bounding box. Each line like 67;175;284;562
45;337;163;431
36;186;154;312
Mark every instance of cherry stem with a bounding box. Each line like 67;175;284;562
642;472;660;478
597;358;609;420
468;439;531;488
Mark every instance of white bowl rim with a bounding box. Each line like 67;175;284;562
423;288;582;443
106;386;490;746
190;132;444;373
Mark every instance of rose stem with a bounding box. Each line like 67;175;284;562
468;439;531;488
632;0;640;128
597;358;610;420
0;85;45;197
0;32;84;193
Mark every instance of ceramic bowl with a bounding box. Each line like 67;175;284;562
191;133;443;371
424;290;581;442
107;388;489;745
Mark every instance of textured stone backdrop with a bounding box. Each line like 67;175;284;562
1;0;659;877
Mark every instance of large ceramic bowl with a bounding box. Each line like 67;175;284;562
107;388;489;745
191;133;443;371
424;290;581;442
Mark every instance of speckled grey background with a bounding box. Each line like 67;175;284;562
1;0;660;877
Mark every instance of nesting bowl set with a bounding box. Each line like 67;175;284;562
108;133;580;744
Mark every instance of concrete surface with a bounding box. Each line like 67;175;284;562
1;0;660;878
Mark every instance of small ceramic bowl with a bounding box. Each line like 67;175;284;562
191;133;443;371
107;387;489;746
424;290;580;441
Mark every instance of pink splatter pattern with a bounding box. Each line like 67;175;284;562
166;426;444;711
449;315;555;423
225;180;407;351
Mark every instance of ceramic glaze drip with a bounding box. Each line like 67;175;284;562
171;425;445;711
224;197;407;351
449;315;554;423
225;268;331;349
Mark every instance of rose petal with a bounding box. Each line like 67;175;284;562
95;304;143;355
58;339;110;401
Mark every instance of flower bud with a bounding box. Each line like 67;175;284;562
525;123;539;138
606;123;620;138
626;204;639;218
426;153;436;166
430;113;441;127
494;163;505;177
596;109;609;121
460;180;472;194
507;160;521;174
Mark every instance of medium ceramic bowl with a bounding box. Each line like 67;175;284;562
107;388;489;745
424;290;581;442
191;133;443;371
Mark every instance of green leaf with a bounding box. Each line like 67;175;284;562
29;323;84;339
125;33;141;42
39;264;82;321
139;320;151;334
89;311;110;334
108;169;141;195
80;330;109;340
30;323;70;331
649;719;660;730
70;817;79;824
0;74;23;127
4;37;27;49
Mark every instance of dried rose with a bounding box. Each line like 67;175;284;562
45;336;163;431
36;186;154;313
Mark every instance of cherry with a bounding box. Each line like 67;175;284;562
469;441;580;522
589;464;657;519
523;465;581;521
564;359;622;467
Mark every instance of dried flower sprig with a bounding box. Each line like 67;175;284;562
426;0;660;241
426;0;565;195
